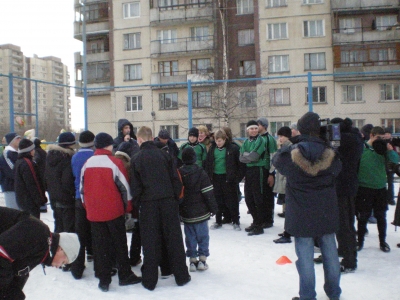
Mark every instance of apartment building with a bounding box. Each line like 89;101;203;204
74;0;400;138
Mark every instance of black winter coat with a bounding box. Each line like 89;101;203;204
33;146;47;190
272;136;342;238
113;119;138;151
0;207;58;299
131;141;182;205
179;164;218;224
14;153;46;216
204;141;245;184
0;147;18;192
45;145;75;208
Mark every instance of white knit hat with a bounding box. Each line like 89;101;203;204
58;233;80;264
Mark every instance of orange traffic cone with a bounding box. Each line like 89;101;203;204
276;255;292;265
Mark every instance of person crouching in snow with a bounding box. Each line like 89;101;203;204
179;147;218;272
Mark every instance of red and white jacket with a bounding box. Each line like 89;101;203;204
80;148;132;222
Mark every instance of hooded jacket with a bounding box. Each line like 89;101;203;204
0;146;18;192
45;144;75;208
272;136;342;237
113;119;138;151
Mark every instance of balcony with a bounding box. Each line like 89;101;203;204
74;20;109;41
332;0;399;11
333;26;400;44
74;0;106;5
150;71;215;89
150;36;214;57
74;80;111;96
150;1;214;26
334;59;400;81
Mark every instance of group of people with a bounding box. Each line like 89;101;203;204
0;113;399;300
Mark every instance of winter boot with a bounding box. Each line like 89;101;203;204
189;257;198;272
233;223;241;231
210;223;222;230
247;226;264;236
197;256;208;271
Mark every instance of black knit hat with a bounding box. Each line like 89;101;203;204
297;112;320;135
182;147;197;165
277;126;292;138
331;117;353;133
246;120;258;129
58;132;76;147
5;132;20;145
79;130;95;147
188;127;199;138
94;132;114;149
32;137;41;147
116;141;134;158
18;138;35;154
158;129;170;140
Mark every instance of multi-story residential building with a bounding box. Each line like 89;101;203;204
0;44;71;139
74;0;400;139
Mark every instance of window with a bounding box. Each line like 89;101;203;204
159;93;178;110
302;0;323;4
370;48;396;65
340;50;367;67
87;62;110;82
240;123;247;137
303;20;324;37
306;87;326;103
192;91;212;107
339;18;361;34
160;125;179;139
304;53;326;70
267;23;288;40
269;88;290;105
159;0;178;10
123;2;140;18
126;96;143;111
342;85;363;102
124;33;141;49
191;58;211;74
376;16;397;31
159;61;178;76
270;121;291;136
268;55;289;73
238;29;255;45
237;0;254;15
157;29;177;44
190;26;209;41
380;84;400;101
352;119;365;129
239;60;256;76
124;64;142;80
266;0;287;8
381;118;400;133
240;91;257;108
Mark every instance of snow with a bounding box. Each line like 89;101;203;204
1;181;400;300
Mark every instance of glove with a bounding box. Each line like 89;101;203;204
125;213;135;231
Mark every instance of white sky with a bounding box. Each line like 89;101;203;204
0;0;84;131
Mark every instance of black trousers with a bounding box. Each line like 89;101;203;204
213;174;240;224
129;221;141;264
244;167;264;226
386;171;394;203
53;207;75;233
71;201;92;272
336;196;357;268
261;168;275;224
356;187;388;244
140;198;189;290
91;215;133;285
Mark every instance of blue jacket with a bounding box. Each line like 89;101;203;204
71;148;94;199
0;146;18;192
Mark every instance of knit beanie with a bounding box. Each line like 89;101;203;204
182;147;197;165
188;127;199;138
277;126;292;138
5;132;20;145
58;132;76;147
246;120;258;130
79;130;95;147
297;112;321;135
290;123;298;131
116;141;134;159
18;138;35;154
158;129;170;140
94;132;114;149
331;117;353;133
32;137;41;147
256;117;269;129
58;232;80;264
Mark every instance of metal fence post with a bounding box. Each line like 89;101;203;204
35;81;39;136
8;73;14;132
307;72;313;112
187;79;192;129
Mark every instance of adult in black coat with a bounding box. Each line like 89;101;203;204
0;207;79;300
33;138;48;213
272;112;342;300
131;126;190;291
14;139;47;219
45;132;76;233
330;118;364;272
154;129;179;166
113;118;138;152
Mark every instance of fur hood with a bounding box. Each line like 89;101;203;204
46;144;75;167
291;146;335;176
47;144;75;156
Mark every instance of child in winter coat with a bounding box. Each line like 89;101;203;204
178;127;207;168
179;147;218;272
272;126;292;244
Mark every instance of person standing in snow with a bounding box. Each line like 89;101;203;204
272;112;342;300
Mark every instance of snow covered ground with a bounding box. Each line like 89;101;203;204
1;181;400;300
